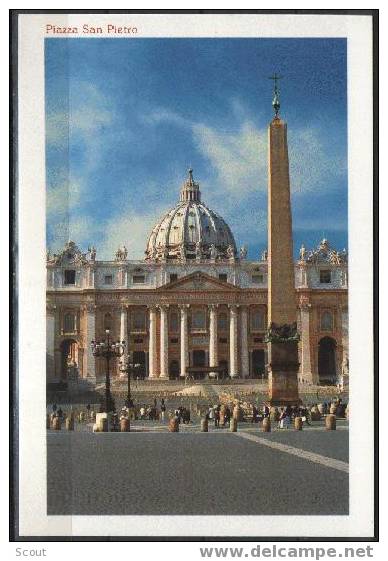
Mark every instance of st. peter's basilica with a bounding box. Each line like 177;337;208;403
46;167;348;387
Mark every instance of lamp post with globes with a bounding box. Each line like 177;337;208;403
91;329;126;415
120;354;141;431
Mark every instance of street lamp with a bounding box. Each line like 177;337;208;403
119;355;141;432
91;329;125;414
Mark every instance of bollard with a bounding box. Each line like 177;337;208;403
325;414;336;430
233;406;243;422
201;418;208;432
46;414;50;430
294;417;303;431
52;417;61;430
99;417;108;432
168;418;179;432
230;417;237;432
120;418;129;432
345;404;349;420
262;417;271;432
65;417;74;431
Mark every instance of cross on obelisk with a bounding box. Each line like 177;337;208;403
268;73;282;117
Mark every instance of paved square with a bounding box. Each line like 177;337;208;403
47;427;348;515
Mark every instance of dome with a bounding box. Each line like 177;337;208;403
145;169;237;262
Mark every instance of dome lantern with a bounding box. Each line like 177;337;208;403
180;168;201;202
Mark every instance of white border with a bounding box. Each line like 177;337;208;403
17;13;374;538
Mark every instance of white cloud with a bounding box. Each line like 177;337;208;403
46;81;115;149
46;179;83;218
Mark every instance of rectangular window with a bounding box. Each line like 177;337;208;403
219;337;228;344
104;274;113;285
133;275;145;284
252;274;264;284
320;270;332;284
170;338;179;344
170;273;178;282
134;337;143;344
218;273;227;282
64;270;76;285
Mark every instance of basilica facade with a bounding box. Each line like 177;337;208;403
46;169;348;387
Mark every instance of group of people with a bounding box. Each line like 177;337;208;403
173;406;191;424
206;404;231;427
139;398;167;421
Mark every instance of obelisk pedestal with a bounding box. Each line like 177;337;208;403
266;92;300;405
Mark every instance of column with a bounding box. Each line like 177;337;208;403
46;304;56;381
299;299;313;383
209;304;218;376
85;304;96;379
159;305;169;379
229;305;238;378
240;305;249;378
120;305;128;344
148;306;157;378
179;305;189;378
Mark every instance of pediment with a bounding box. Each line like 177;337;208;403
160;271;240;291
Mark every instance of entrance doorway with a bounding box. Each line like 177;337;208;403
169;359;180;380
60;339;79;381
132;351;146;379
192;349;206;367
318;337;337;385
219;359;228;379
251;349;265;379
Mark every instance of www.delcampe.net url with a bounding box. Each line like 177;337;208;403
199;546;374;559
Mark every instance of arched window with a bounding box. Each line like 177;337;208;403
218;312;228;331
321;311;333;331
251;309;264;331
133;310;146;331
192;310;206;329
170;311;179;332
64;312;76;333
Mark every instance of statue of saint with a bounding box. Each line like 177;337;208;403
227;244;235;259
239;246;247;259
210;244;218;260
299;244;306;261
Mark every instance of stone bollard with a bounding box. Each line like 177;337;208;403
325;414;336;430
262;417;271;432
65;417;74;431
345;404;349;420
46;414;50;430
233;406;243;422
120;418;129;432
168;417;179;432
201;418;208;432
230;418;237;432
52;417;61;430
99;418;108;432
294;417;303;431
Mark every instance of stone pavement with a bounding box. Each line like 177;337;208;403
47;421;348;516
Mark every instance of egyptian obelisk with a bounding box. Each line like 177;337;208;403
266;75;300;405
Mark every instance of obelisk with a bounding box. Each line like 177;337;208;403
266;75;300;405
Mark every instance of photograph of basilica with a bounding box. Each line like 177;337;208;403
46;174;348;388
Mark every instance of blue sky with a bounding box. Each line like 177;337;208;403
45;38;347;260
